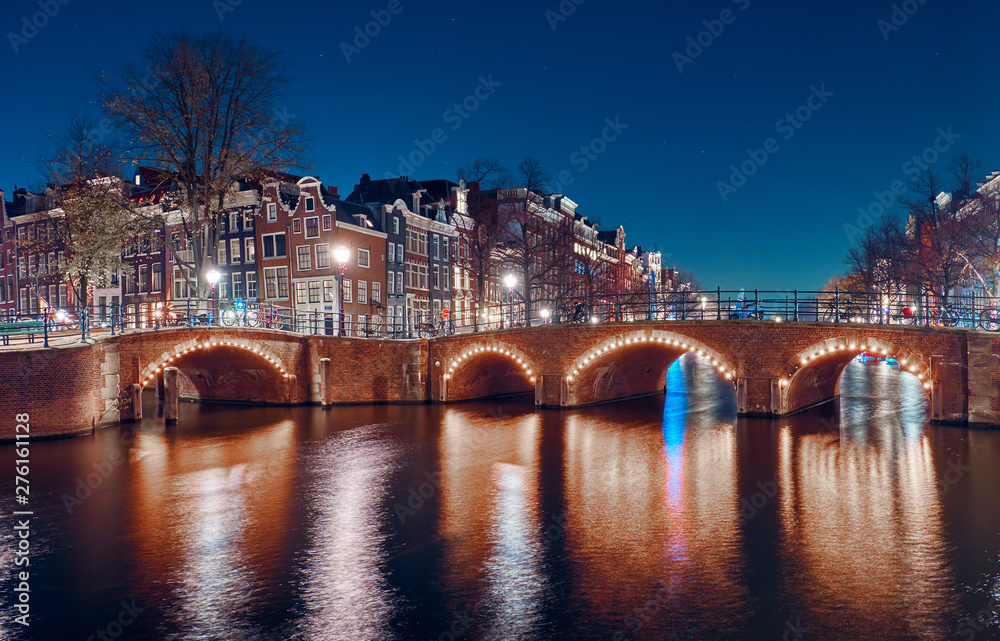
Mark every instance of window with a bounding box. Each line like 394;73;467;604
173;269;191;298
292;218;302;234
357;248;370;268
229;212;239;232
230;238;241;263
232;273;244;298
138;265;148;293
152;264;163;292
295;282;307;304
323;279;334;302
343;279;352;303
59;284;67;308
315;244;330;269
262;233;286;258
308;281;320;303
396;272;403;295
358;281;367;305
246;272;258;299
372;282;381;305
47;252;55;273
243;212;254;229
442;267;449;290
433;265;440;289
433;235;439;259
245;238;256;262
297;245;312;271
388;273;395;295
442;237;449;259
305;217;319;238
388;243;395;263
218;244;227;265
264;267;289;299
397;243;404;263
393;217;399;234
267;203;277;221
218;281;228;300
322;214;332;231
304;197;314;212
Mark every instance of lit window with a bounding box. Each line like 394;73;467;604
297;245;312;271
305;217;319;238
322;214;332;231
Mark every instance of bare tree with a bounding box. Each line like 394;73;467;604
496;158;575;323
455;158;511;329
101;31;306;296
29;115;153;309
900;168;972;303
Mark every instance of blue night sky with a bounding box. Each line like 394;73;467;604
2;0;999;291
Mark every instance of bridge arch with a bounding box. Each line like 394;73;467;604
137;337;294;406
779;336;930;414
441;340;536;401
563;329;736;406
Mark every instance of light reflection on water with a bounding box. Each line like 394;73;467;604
0;356;999;640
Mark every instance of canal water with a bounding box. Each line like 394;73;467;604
2;355;999;640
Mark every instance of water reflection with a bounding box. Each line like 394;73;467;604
3;355;999;641
437;408;547;640
778;360;955;640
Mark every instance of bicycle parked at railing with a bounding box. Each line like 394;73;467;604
220;299;261;327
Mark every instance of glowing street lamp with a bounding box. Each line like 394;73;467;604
334;246;350;336
503;273;517;329
206;269;220;326
540;308;550;325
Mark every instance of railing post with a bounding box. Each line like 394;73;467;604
43;311;48;348
716;286;721;320
186;297;191;327
793;290;798;321
835;287;840;323
925;291;931;327
80;306;87;343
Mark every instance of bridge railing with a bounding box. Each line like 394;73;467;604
6;289;998;347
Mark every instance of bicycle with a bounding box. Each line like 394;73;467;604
220;299;261;327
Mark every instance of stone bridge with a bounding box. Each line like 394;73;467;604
2;320;998;439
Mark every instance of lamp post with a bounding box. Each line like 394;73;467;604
503;273;517;329
334;246;350;336
206;269;220;326
539;308;550;325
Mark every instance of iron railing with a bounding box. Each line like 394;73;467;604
1;289;998;346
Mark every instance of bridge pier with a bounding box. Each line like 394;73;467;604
535;374;566;407
164;367;179;424
736;377;783;417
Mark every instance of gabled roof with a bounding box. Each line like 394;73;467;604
346;174;445;210
331;198;383;233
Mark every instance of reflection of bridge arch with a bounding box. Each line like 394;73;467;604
563;329;737;406
441;341;536;402
780;337;930;415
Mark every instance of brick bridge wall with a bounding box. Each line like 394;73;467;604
1;320;997;440
428;321;996;424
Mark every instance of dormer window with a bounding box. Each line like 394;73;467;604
304;197;314;212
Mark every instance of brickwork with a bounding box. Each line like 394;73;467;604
0;342;106;439
2;320;995;441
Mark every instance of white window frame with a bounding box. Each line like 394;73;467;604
357;248;370;268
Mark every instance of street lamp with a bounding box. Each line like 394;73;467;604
334;246;350;336
540;308;550;325
206;269;220;326
503;273;517;329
